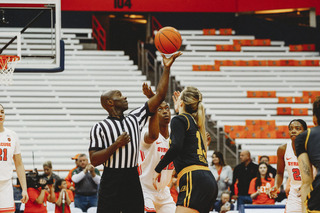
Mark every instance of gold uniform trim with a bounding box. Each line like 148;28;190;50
180;113;190;131
177;165;210;183
305;128;311;151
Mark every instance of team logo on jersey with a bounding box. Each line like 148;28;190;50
7;137;11;142
180;185;186;192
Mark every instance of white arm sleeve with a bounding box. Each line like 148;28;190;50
92;174;101;185
71;171;86;183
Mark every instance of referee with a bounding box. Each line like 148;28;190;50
89;52;182;213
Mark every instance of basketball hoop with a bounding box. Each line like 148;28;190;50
0;55;20;85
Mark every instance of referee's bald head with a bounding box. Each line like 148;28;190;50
101;90;117;111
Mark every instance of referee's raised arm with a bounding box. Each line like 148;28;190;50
147;52;182;113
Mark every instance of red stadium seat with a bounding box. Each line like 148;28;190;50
261;131;277;139
247;91;263;98
277;107;292;115
292;108;308;116
203;29;216;35
262;91;276;98
219;28;232;35
294;97;309;104
278;97;293;104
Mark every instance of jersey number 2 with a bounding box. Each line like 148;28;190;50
292;168;301;181
0;148;8;161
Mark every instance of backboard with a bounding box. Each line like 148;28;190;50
0;0;64;72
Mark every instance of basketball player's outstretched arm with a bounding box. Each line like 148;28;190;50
147;52;182;113
270;144;286;197
142;83;159;144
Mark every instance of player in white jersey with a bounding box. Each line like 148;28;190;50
0;104;28;212
270;119;307;213
138;84;176;213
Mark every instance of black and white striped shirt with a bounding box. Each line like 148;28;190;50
89;102;151;168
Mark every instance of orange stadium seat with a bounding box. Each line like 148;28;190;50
306;60;320;66
277;107;292;115
280;60;295;66
302;44;316;51
216;45;241;51
293;108;308;116
276;125;287;132
278;97;293;104
253;39;271;46
308;125;315;129
294;96;309;104
246;131;261;138
268;60;281;66
203;29;216;35
192;65;202;71
276;129;290;138
293;60;307;66
219;28;232;35
261;120;276;130
247;91;263;98
289;45;304;51
253;60;268;66
261;131;277;139
245;125;255;132
224;125;245;133
229;131;247;139
262;91;276;98
246;120;262;126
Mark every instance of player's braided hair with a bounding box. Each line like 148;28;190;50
181;87;206;148
313;96;320;124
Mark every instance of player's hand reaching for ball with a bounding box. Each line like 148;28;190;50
162;52;182;69
116;132;131;147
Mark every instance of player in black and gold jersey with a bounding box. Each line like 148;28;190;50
295;96;320;213
154;87;217;213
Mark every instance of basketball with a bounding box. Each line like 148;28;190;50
154;26;182;54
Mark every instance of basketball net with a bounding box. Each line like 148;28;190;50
0;55;20;86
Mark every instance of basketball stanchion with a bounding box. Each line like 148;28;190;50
0;55;20;85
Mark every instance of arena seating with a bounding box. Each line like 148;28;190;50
157;29;320;162
0;28;152;177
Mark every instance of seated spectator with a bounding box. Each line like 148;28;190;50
259;155;277;178
65;154;80;192
71;153;100;212
214;191;234;213
43;161;61;183
249;162;276;205
24;170;56;213
54;179;74;213
209;151;233;199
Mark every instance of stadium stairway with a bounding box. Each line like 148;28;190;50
0;28;152;177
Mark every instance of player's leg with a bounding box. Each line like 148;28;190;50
154;188;176;213
0;180;15;213
143;191;156;213
176;206;199;213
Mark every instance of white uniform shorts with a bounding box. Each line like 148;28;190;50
285;190;302;213
143;187;176;213
0;179;15;212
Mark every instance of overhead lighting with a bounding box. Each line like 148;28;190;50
254;8;309;14
129;14;144;19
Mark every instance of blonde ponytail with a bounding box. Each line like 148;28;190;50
196;102;206;151
181;87;207;150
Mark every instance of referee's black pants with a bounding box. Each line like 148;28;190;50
97;166;144;213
